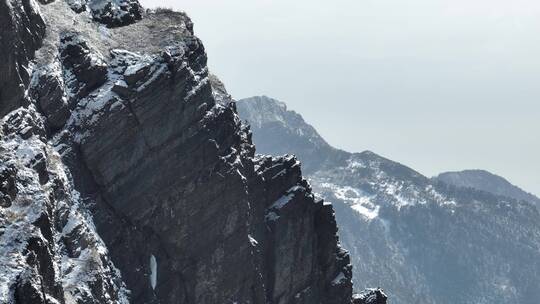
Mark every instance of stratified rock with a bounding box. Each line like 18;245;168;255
0;1;355;303
31;69;70;130
0;0;45;116
251;155;353;304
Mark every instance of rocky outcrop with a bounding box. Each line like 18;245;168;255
59;32;109;100
0;0;45;117
0;2;353;304
64;0;143;27
250;155;353;304
352;289;387;304
87;0;142;27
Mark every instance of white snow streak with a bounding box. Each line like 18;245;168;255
150;254;157;290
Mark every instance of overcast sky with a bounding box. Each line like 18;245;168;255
141;0;540;196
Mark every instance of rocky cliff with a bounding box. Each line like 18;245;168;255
237;95;540;304
0;1;354;303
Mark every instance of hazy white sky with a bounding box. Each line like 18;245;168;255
141;0;540;196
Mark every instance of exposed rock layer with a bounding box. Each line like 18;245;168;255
0;0;45;116
0;1;353;304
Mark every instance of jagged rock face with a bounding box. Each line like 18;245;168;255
0;107;128;303
86;0;142;27
352;289;387;304
249;155;352;304
237;96;540;304
1;2;353;304
59;32;109;100
435;170;540;208
0;0;46;117
63;0;142;27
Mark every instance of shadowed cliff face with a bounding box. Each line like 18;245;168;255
0;0;46;117
0;1;353;303
237;96;540;304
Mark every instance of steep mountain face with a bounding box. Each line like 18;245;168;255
435;170;540;208
0;2;354;303
237;96;540;304
235;96;348;174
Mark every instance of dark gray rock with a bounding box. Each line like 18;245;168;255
64;0;143;27
60;32;108;100
31;72;70;130
88;0;143;27
250;155;353;304
1;107;47;140
0;165;17;208
66;0;87;13
0;0;45;116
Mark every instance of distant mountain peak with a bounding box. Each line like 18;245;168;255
237;96;340;173
435;169;540;207
236;95;290;127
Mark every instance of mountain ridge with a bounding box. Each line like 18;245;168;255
435;169;540;207
237;95;540;304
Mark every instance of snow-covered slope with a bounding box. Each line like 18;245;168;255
435;170;540;209
237;96;540;304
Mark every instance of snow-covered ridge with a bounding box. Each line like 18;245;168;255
311;153;458;222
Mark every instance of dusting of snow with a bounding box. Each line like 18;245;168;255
0;136;49;301
347;159;366;169
271;169;287;179
320;183;380;220
265;185;307;221
0;104;129;303
248;234;259;246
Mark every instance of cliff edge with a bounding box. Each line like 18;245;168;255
0;1;353;303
